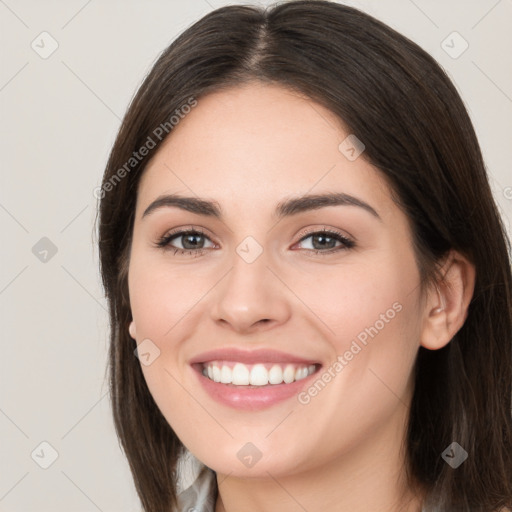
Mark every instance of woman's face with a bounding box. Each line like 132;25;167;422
128;82;426;478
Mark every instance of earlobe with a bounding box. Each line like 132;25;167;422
420;250;475;351
129;320;137;339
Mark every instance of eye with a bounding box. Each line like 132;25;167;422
156;228;215;256
294;227;355;255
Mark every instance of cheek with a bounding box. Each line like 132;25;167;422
128;252;210;346
289;251;421;353
289;251;422;413
128;252;221;426
128;258;202;438
279;260;422;466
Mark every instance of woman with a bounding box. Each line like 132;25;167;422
97;1;512;510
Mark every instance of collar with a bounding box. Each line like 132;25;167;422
176;450;217;512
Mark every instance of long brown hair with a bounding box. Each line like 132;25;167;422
97;1;512;510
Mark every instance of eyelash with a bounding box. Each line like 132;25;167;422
155;226;355;257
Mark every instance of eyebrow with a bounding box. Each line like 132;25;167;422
141;192;381;221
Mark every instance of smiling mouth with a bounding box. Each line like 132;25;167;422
196;361;320;387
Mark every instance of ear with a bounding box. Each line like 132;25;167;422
420;250;476;350
128;320;137;340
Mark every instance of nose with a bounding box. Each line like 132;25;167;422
210;247;291;334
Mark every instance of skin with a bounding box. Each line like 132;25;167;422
127;82;475;512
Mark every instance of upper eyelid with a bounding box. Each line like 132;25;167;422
295;226;354;242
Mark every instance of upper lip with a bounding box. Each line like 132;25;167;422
189;348;320;366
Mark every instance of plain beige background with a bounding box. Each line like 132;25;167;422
1;0;511;510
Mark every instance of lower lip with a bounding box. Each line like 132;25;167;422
192;365;320;411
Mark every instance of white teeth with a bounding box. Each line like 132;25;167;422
212;365;221;383
201;361;317;386
268;365;283;385
232;363;250;385
283;364;295;384
220;365;231;384
249;364;268;386
295;367;307;381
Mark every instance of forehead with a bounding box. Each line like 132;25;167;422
136;82;393;218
